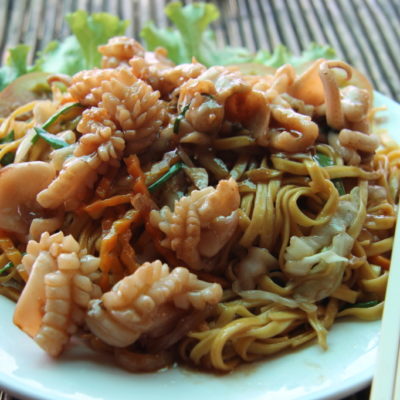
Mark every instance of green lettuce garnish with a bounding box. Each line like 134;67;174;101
141;1;336;67
0;11;129;91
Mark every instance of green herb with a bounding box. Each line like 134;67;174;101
141;2;336;67
0;130;15;165
42;102;85;130
32;126;69;149
148;162;184;192
66;11;129;70
344;300;379;309
314;152;346;195
314;152;334;167
0;130;14;144
0;261;14;275
173;104;190;134
0;152;15;166
254;43;336;68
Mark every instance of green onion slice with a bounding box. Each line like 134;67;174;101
314;152;346;195
148;162;184;192
173;104;190;134
32;126;69;149
0;261;14;275
42;102;85;131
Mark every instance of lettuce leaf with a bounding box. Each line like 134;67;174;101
0;11;129;91
254;43;336;68
141;1;254;66
141;1;336;68
66;10;129;69
0;44;31;90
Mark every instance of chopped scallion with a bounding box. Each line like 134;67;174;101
343;300;379;309
314;152;334;167
0;152;15;166
0;261;14;275
0;130;15;144
32;126;69;149
173;104;190;134
314;152;346;195
148;162;184;192
42;102;84;130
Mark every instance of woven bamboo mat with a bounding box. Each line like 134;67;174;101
0;1;398;399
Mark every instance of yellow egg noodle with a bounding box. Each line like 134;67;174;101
0;36;398;373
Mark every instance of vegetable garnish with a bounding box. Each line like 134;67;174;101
148;162;184;192
0;130;14;144
0;152;15;166
32;127;69;149
344;300;380;309
0;11;129;91
314;152;346;195
141;2;335;67
0;261;14;275
0;130;15;165
173;104;190;134
42;102;85;131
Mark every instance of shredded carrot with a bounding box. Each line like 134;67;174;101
125;155;150;196
119;229;137;274
368;255;391;270
83;194;133;218
99;209;141;290
95;168;118;199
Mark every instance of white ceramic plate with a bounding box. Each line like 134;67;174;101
0;92;398;400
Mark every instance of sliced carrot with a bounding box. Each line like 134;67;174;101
83;194;133;218
119;229;137;274
99;210;140;290
125;155;150;196
368;255;391;270
95;168;118;199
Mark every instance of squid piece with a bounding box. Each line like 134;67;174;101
69;67;167;154
0;162;56;235
177;66;271;145
98;36;145;69
13;231;101;356
75;107;125;162
338;128;379;153
150;178;240;270
318;61;372;133
99;69;167;154
68;69;126;107
37;156;100;210
269;106;319;153
86;260;222;348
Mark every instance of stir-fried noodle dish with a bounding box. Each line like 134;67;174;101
0;35;398;373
